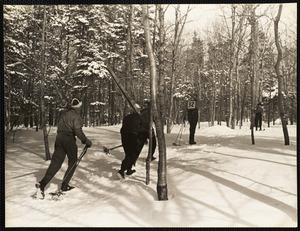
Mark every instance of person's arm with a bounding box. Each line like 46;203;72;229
73;115;92;146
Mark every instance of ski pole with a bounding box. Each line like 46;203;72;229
178;123;186;145
61;145;89;185
173;123;184;146
48;146;89;200
103;144;123;154
35;146;89;200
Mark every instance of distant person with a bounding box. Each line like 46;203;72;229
185;94;199;145
35;98;92;199
118;103;143;179
137;100;157;161
254;102;263;131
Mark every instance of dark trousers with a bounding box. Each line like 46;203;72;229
188;118;198;143
255;113;262;130
136;132;156;159
40;133;77;190
120;133;139;173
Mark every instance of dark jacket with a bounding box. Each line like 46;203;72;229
140;108;151;131
188;108;198;122
120;113;143;135
57;108;87;143
255;105;263;114
184;99;199;122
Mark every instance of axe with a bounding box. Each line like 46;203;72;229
103;144;123;154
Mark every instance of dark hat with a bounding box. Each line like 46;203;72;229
71;98;82;108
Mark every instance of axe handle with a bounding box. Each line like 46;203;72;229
110;144;123;150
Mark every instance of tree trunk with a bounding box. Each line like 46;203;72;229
5;73;11;153
41;5;51;160
197;68;201;128
142;5;168;200
274;4;289;145
157;5;166;124
210;85;216;126
228;5;236;129
248;6;259;145
146;106;153;185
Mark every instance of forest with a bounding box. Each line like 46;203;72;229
4;4;296;143
3;3;297;202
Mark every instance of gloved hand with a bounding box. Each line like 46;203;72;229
85;139;92;148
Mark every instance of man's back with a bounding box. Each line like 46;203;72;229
57;108;82;133
120;113;143;134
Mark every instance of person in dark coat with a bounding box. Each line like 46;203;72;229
186;95;199;145
118;104;144;179
137;100;157;161
254;102;263;131
35;98;92;199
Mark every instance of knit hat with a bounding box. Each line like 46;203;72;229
134;103;141;109
71;98;82;108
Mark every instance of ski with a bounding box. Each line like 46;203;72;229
105;66;140;114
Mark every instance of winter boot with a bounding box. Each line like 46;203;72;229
189;133;196;145
35;182;45;199
61;183;75;192
117;170;125;179
126;169;136;176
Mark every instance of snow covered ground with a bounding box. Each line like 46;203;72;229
5;122;297;227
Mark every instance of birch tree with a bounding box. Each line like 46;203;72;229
247;5;260;144
274;4;289;145
142;5;168;201
227;5;237;129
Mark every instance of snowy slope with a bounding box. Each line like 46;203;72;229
5;122;297;227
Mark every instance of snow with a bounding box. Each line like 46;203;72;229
5;122;297;227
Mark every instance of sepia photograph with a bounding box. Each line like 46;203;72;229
3;2;297;227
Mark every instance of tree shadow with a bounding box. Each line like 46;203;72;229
169;159;297;223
